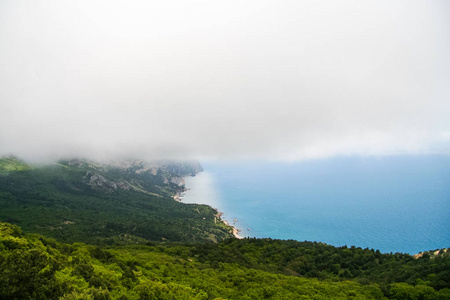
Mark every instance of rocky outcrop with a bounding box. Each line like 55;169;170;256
84;172;118;193
84;172;134;193
413;248;449;259
159;161;203;177
135;166;158;175
67;159;202;195
170;176;185;187
116;181;132;190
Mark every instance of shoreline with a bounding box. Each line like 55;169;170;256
179;172;243;239
172;190;186;202
215;211;243;239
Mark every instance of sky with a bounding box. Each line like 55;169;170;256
0;0;449;162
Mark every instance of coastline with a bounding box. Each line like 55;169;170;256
215;211;243;239
172;190;186;202
179;171;243;240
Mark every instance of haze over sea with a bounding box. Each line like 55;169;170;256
183;155;450;255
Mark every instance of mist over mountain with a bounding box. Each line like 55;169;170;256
1;0;449;162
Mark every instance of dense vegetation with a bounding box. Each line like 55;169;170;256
191;239;450;290
0;157;234;244
1;222;449;299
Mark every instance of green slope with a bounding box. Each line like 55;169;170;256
1;222;449;299
0;157;234;244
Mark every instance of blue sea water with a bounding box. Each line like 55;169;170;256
183;155;450;254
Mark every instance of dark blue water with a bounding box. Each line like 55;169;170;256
183;155;450;254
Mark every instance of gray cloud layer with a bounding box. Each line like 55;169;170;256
1;0;449;162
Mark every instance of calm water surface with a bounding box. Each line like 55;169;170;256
183;155;450;254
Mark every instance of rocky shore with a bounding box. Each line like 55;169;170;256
175;169;242;239
215;211;242;239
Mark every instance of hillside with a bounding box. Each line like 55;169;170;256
0;157;234;244
1;222;449;299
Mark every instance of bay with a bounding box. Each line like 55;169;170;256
183;155;450;254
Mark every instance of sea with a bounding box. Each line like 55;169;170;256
182;155;450;254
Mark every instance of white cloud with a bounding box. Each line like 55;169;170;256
0;0;449;162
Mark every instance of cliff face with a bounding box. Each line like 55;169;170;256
159;161;203;177
169;176;185;187
129;160;203;188
64;158;203;193
66;158;203;177
84;172;118;193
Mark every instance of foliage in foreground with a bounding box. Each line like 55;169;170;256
1;222;450;299
190;238;450;290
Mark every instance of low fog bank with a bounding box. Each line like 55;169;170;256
1;1;449;163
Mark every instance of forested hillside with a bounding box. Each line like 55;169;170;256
0;157;233;244
1;222;449;299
